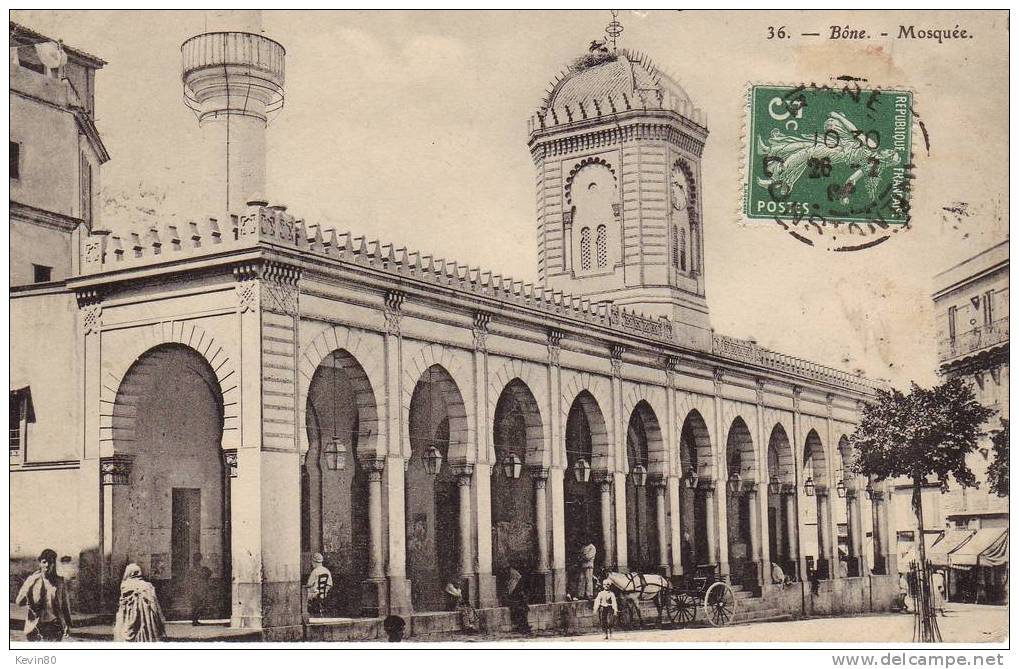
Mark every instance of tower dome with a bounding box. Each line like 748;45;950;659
533;49;705;132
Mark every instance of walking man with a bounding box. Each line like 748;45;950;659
15;548;73;641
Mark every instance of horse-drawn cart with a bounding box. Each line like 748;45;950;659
663;565;737;627
606;565;737;629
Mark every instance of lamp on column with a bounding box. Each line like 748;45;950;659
727;470;743;494
501;451;523;480
836;478;847;499
630;463;648;488
804;476;816;497
572;457;592;483
683;467;699;489
767;474;782;496
324;436;348;471
423;444;443;476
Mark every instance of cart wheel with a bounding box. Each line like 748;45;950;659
703;582;736;626
669;592;697;626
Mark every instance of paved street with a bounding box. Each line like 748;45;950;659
502;603;1007;644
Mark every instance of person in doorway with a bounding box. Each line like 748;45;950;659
185;552;212;626
578;540;597;599
305;553;332;617
681;531;696;574
15;548;73;641
592;579;618;639
114;563;166;642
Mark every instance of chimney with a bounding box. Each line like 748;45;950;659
181;11;285;215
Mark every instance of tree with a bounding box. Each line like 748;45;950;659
986;419;1009;497
848;377;994;642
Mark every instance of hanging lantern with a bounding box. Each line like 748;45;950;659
684;467;699;489
572;457;591;483
423;444;443;476
630;463;648;488
768;474;782;496
836;478;847;499
727;470;742;494
324;436;347;471
804;476;816;497
501;452;523;480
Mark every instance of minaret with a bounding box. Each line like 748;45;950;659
181;11;285;215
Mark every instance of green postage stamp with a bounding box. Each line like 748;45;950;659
744;83;913;227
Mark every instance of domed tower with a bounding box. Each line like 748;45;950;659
529;43;711;349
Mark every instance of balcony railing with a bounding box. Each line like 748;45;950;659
939;318;1009;362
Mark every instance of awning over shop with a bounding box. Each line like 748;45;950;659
952;528;1008;568
928;530;976;567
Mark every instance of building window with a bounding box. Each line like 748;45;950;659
983;291;994;325
10;142;20;180
10;398;22;461
679;227;687;272
32;265;52;283
580;227;591;271
948;305;957;340
671;225;679;268
596;225;607;268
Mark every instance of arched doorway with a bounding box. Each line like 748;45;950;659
625;401;664;573
405;364;469;612
302;348;378;617
564;391;609;587
678;410;712;573
725;417;757;585
766;424;796;580
803;429;831;579
110;344;229;619
491;379;544;603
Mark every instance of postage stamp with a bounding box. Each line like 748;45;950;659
743;82;915;241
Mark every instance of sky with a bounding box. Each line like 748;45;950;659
12;10;1009;387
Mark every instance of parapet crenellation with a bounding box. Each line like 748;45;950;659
81;202;876;394
528;90;707;135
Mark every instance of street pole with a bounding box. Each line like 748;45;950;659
913;475;942;642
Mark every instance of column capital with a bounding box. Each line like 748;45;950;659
384;290;405;335
361;455;386;482
452;462;475;485
781;483;798;496
222;449;238;479
698;478;716;493
100;454;135;486
530;465;550;487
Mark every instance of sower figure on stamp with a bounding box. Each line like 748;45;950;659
305;552;333;616
15;548;73;641
578;540;597;600
185;552;212;625
592;579;618;639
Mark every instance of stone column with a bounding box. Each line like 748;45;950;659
546;330;567;600
596;472;615;569
361;456;387;616
382;291;410;615
816;488;831;578
99;454;133;607
782;484;799;579
747;483;762;586
871;490;886;575
653;480;669;573
881;487;898;575
532;466;553;602
668;476;683;576
702;480;718;567
847;488;865;577
453;463;476;598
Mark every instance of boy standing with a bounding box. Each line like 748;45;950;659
16;549;72;641
592;579;618;639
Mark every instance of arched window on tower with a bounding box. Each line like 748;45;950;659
580;227;592;271
596;225;607;268
570;161;617;274
679;227;687;272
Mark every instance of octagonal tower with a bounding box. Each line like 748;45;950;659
529;48;711;350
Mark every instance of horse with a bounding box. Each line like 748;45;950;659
603;571;672;629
